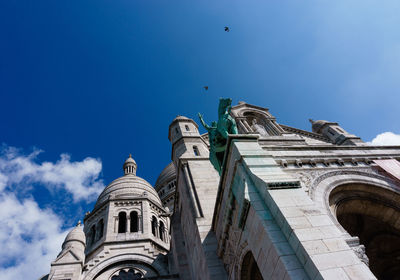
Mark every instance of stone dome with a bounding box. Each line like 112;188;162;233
62;223;85;248
95;174;162;209
155;162;176;191
173;115;190;121
124;154;136;164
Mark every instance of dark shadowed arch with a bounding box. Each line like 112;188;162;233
240;251;262;280
330;183;400;280
118;212;127;233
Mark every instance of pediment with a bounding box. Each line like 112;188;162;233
54;248;81;263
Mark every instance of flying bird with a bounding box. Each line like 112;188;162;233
203;86;209;91
224;26;230;32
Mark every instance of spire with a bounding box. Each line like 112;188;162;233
123;154;137;175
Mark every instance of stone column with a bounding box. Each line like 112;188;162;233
138;215;142;232
182;163;202;218
127;216;131;233
115;216;119;233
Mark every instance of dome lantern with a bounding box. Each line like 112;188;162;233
123;154;137;176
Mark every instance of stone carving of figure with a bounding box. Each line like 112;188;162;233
251;119;268;135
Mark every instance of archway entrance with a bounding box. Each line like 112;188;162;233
240;251;263;280
329;183;400;280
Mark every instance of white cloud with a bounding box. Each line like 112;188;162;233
0;193;70;280
369;132;400;146
0;145;105;279
0;146;104;201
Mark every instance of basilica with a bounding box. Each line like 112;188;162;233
44;101;400;280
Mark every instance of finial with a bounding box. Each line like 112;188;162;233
129;153;132;158
76;220;81;226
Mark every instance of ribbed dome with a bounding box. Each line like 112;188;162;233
62;223;85;248
95;174;162;209
155;162;176;191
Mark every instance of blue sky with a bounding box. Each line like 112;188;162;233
1;1;400;278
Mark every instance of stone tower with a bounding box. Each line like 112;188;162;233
167;115;227;280
48;155;178;280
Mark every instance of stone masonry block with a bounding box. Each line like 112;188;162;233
279;254;303;271
343;264;377;280
306;215;334;227
323;238;350;252
311;250;360;271
284;268;310;280
320;268;350;280
302;240;329;255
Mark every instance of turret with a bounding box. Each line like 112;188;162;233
168;115;209;163
309;119;364;145
49;222;85;280
62;221;86;260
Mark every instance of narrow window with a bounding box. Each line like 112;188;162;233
175;127;179;134
159;221;165;241
193;146;200;156
97;219;104;240
130;211;139;232
185;125;190;131
151;216;157;236
90;225;96;245
118;212;127;233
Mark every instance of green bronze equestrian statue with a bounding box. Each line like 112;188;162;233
198;98;238;173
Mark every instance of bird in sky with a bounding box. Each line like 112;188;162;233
224;26;230;32
203;86;209;91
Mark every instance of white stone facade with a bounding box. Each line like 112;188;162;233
45;102;400;280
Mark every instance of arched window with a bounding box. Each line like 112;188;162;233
130;211;139;232
241;251;262;280
185;125;190;131
159;221;165;241
97;219;104;240
193;146;200;156
118;212;127;233
151;216;157;236
89;225;96;245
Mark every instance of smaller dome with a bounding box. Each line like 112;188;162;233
155;162;176;191
173;115;190;121
62;222;85;248
123;154;137;175
124;154;136;164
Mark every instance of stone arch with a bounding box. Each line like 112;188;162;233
82;253;167;280
239;251;262;280
118;212;127;233
312;171;400;279
311;170;400;232
151;215;158;237
329;184;400;279
130;211;139;233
